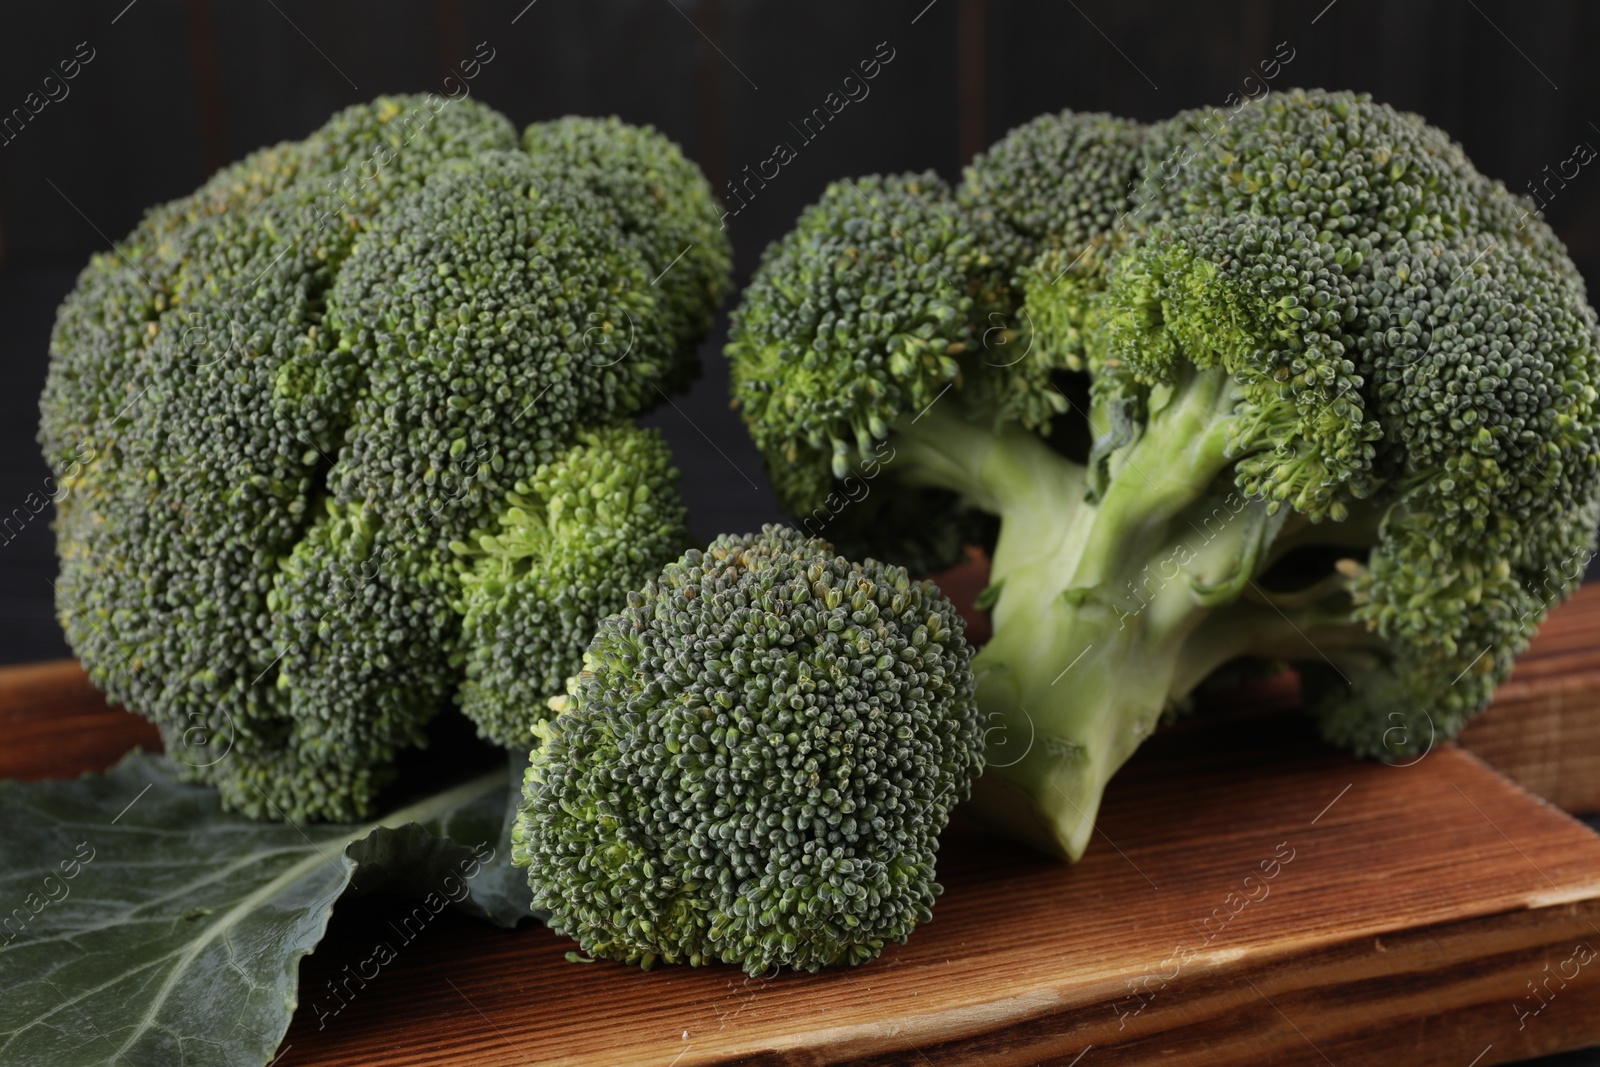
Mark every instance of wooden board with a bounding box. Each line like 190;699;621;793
0;659;159;781
1458;583;1600;815
7;596;1600;1065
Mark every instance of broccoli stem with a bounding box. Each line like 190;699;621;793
888;366;1366;858
889;402;1088;581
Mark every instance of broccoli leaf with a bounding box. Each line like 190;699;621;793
0;751;531;1067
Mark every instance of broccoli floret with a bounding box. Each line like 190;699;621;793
725;89;1600;859
959;108;1145;281
453;423;690;747
727;171;1025;570
511;525;983;974
522;116;733;395
39;96;725;821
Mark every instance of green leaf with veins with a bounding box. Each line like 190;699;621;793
0;751;531;1067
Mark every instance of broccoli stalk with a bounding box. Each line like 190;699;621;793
889;383;1377;857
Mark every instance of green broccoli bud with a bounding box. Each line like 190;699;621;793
960;108;1145;281
726;171;1046;571
512;525;983;974
522;115;733;395
454;423;690;748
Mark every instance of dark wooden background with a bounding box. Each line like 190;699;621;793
1;0;1597;674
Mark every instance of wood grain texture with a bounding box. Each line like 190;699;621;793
0;659;158;781
5;597;1600;1064
1459;585;1600;814
266;718;1600;1066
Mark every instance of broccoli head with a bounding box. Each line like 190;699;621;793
512;525;984;974
725;89;1600;859
39;96;730;821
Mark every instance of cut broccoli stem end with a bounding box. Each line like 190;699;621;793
965;597;1181;860
959;502;1268;859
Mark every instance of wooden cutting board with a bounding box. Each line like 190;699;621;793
7;589;1600;1065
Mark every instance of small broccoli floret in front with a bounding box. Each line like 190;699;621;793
512;525;984;974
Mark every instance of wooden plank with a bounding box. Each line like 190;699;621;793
0;659;158;781
1459;655;1600;816
6;593;1600;1064
1387;598;1600;810
264;716;1600;1065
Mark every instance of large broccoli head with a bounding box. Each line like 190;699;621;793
726;89;1600;859
39;96;730;821
512;525;984;974
1076;90;1600;743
